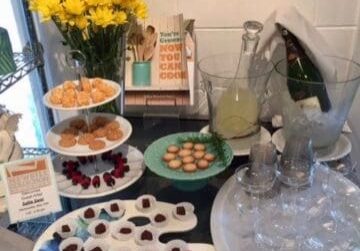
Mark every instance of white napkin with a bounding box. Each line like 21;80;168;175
257;5;338;79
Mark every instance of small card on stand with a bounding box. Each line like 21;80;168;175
1;155;62;223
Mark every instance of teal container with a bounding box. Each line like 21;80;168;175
132;61;151;86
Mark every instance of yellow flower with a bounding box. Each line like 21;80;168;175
74;16;89;29
114;11;127;24
134;0;148;19
88;6;115;28
63;0;86;16
112;0;124;5
29;0;62;22
85;0;112;6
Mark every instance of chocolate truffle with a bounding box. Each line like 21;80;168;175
63;244;78;251
141;230;153;241
154;214;166;223
84;208;95;219
176;206;186;216
90;247;102;251
62;225;71;233
110;203;119;212
95;223;106;234
119;227;132;234
142;198;150;208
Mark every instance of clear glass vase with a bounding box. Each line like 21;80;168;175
274;56;360;153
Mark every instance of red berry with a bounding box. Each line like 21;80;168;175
92;176;100;188
62;161;68;167
106;177;115;187
124;165;130;172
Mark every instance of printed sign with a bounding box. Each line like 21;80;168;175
1;155;62;223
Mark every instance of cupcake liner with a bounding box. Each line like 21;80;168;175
87;219;110;238
164;239;189;251
111;220;136;241
58;237;83;251
103;200;126;219
56;219;77;239
150;210;169;228
172;202;195;221
83;238;109;251
135;194;157;213
134;226;159;246
79;206;101;224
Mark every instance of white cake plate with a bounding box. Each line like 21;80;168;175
43;79;121;111
54;144;145;199
210;165;360;251
200;125;271;156
33;198;215;251
272;128;352;162
47;113;132;157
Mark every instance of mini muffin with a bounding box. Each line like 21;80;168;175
197;159;210;170
50;88;63;104
204;153;216;162
78;133;95;145
162;153;177;162
173;202;195;221
92;78;104;89
91;90;106;103
79;207;100;224
93;128;107;138
83;239;109;251
101;85;115;97
134;226;159;246
194;143;206;151
106;128;123;141
59;237;83;251
55;219;77;239
182;156;195;164
167;145;179;153
59;137;77;148
61;128;79;138
89;140;106;150
168;159;182;170
182;142;194;150
87;219;110;238
178;149;192;157
63;81;76;90
80;78;92;93
93;116;110;127
103;200;125;218
62;96;76;108
193;151;205;160
183;163;197;173
135;194;157;212
111;220;136;241
150;211;169;228
164;239;189;251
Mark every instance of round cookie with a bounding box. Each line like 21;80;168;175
182;156;195;164
197;159;209;170
193;151;205;159
194;143;206;151
178;149;192;157
204;153;216;162
78;133;95;145
59;137;76;148
93;128;107;138
106;128;123;141
168;159;182;169
162;153;177;162
105;121;120;130
183;163;197;173
167;145;179;154
182;142;194;150
89;140;106;150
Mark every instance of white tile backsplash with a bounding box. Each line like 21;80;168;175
315;0;360;26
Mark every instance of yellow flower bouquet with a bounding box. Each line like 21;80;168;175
29;0;148;113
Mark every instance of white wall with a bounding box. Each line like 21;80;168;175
34;0;360;119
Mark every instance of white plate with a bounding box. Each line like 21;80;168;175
32;198;210;251
272;128;352;162
54;144;145;199
210;165;360;251
200;126;272;156
46;113;132;157
43;79;121;111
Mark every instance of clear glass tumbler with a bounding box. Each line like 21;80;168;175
274;56;360;154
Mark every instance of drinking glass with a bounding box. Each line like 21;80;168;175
274;56;360;154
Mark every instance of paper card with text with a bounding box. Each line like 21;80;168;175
1;155;62;223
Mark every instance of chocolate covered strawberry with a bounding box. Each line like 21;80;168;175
81;176;91;189
92;175;100;188
111;168;124;178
